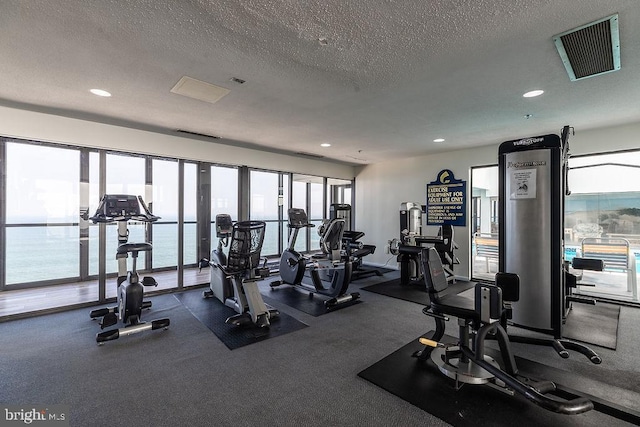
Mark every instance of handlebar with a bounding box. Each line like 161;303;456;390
89;194;160;224
288;222;315;229
90;213;159;223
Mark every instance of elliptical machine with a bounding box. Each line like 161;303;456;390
89;194;170;344
204;214;279;328
271;208;359;309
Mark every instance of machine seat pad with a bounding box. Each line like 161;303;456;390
117;242;152;254
430;293;478;320
351;246;375;258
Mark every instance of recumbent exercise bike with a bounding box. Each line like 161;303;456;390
270;208;360;309
415;246;595;415
204;214;279;328
89;194;170;344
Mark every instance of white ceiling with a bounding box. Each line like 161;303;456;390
1;1;639;165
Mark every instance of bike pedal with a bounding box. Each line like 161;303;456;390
100;312;118;329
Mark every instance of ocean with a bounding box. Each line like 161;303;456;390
4;221;320;285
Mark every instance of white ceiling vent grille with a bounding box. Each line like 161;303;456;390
553;14;620;81
170;76;230;104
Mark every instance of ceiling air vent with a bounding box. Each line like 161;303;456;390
295;151;325;159
170;76;230;104
553;14;620;81
176;129;220;139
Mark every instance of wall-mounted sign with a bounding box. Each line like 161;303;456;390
426;169;467;226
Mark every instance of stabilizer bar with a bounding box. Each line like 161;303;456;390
459;346;593;415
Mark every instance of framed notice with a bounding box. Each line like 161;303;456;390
426;169;467;226
510;168;537;199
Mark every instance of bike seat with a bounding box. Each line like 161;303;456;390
117;242;153;254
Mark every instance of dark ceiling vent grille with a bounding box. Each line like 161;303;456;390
553;14;620;81
295;151;325;159
176;129;220;139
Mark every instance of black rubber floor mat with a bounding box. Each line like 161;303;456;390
259;279;361;317
361;278;475;306
174;289;308;350
358;333;640;426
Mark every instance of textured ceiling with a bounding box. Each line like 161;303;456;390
0;1;639;165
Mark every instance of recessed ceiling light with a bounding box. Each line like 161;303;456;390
90;88;111;97
523;90;544;98
433;138;445;143
320;143;331;147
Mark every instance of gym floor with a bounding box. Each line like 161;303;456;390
1;269;638;426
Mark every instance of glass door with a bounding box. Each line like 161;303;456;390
470;165;499;282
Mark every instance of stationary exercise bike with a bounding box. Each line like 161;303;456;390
89;194;170;344
204;214;279;328
271;208;359;309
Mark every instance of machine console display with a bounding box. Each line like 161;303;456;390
288;208;309;227
215;214;234;237
100;194;140;217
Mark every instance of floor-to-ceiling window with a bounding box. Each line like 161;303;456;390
87;152;100;278
327;178;353;229
0;136;355;316
4;142;80;286
292;174;324;252
567;150;640;302
281;173;290;253
183;162;198;266
250;170;281;257
211;165;239;245
291;175;309;252
328;179;352;206
152;159;179;270
309;178;324;251
104;153;147;276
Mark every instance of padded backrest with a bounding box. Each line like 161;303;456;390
434;224;451;249
227;220;266;272
319;218;346;255
421;247;449;297
494;272;520;302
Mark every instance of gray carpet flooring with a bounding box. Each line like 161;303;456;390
1;269;639;426
563;302;620;349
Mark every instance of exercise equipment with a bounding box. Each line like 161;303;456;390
498;126;599;360
390;202;459;285
89;194;170;344
415;247;594;415
271;208;359;309
204;214;279;328
329;203;381;280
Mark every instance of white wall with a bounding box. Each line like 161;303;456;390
355;121;640;279
0;105;355;180
355;144;497;278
